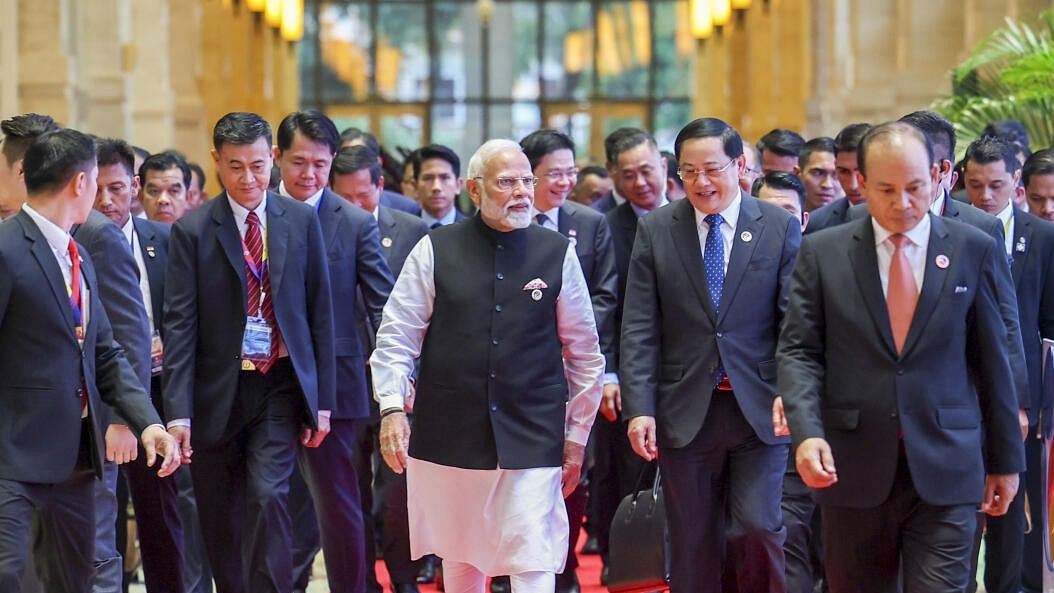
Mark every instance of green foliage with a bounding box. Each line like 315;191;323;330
934;10;1054;157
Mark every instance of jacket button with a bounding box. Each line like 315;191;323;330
495;304;502;312
491;404;498;412
496;273;504;280
489;371;496;378
890;412;898;418
496;244;504;251
491;338;499;346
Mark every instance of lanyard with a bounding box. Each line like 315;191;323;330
240;235;268;282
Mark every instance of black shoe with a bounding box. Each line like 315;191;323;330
394;584;420;593
600;565;609;586
490;575;511;593
556;571;581;593
580;535;599;555
417;556;438;584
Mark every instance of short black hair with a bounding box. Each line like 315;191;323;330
131;145;150;163
578;165;608;179
754;171;806;213
898;110;955;163
982;120;1030;151
188;162;206;190
661;151;682;188
340;127;380;154
402;148;420;178
964;135;1021;175
798;137;835;169
23;128;97;196
1;113;60;165
756;128;804;158
674;117;744;162
331;145;382;185
520;129;576;171
1023;149;1054;189
833;123;872;156
604;127;658;165
95;137;136;178
858;121;935;178
277;110;340;154
139;150;191;190
413;144;460;179
213;112;272;151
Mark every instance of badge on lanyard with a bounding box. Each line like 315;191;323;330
242;315;273;360
150;329;164;376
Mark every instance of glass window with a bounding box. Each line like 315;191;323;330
653;1;694;98
435;2;483;100
540;1;594;101
654;101;692;152
597;1;651;98
318;1;371;103
486;2;539;100
376;4;429;101
380;112;426;156
488;103;542;143
431;103;484;167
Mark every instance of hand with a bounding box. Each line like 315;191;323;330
627;416;659;461
142;426;182;477
772;396;790;437
379;411;411;474
599;383;622;423
795;437;838;488
167;425;193;464
1019;409;1029;441
105;424;138;464
561;441;586;498
301;413;331;448
981;473;1020;516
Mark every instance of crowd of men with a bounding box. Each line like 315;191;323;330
0;105;1049;593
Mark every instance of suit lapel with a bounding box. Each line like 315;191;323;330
670;200;718;323
318;190;343;253
134;219;165;325
20;213;78;340
378;205;397;259
717;195;762;326
266;193;289;299
848;217;897;357
558;205;574;236
1011;208;1029;287
900;217;952;358
212;195;248;300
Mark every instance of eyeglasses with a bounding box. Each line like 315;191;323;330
473;176;540;190
677;158;737;182
542;168;579;182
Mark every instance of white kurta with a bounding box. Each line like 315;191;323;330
370;233;604;575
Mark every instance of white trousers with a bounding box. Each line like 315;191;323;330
442;560;555;593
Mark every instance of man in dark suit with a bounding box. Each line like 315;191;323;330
332;145;429;593
338;127;421;216
412;144;465;228
518;129;618;593
757;128;804;175
963;137;1054;593
163;112;336;593
275;111;394;593
806;123;872;234
93;138;188;593
0;127;179;592
594;128;668;578
621;118;800;593
779;122;1024;593
797;137;839;212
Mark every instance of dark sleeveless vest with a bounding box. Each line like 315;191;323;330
410;215;570;470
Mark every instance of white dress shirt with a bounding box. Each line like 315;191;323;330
421;207;457;228
693;190;742;271
277;181;325;209
531;206;560;231
23;204;90;326
994;202;1014;256
873;214;931;297
121;218;154;328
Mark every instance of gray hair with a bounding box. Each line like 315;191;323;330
467;139;523;179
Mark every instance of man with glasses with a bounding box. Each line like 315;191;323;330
413;144;465;228
371;139;603;593
621;118;800;593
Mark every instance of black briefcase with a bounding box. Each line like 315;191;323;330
606;465;670;592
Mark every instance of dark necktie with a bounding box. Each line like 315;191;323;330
430;222;441;230
535;213;549;227
245;211;279;373
703;213;727;387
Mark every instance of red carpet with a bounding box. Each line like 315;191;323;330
374;540;610;593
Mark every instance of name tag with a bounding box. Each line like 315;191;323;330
242;316;272;360
150;330;164;376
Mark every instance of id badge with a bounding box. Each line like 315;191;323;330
150;330;164;376
242;316;273;360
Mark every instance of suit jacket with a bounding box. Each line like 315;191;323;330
72;210;153;420
1008;209;1054;425
131;217;171;334
558;201;619;372
804;197;852;235
0;211;161;482
162;192;336;446
779;215;1025;507
592;192;617;214
847;196;1002;242
620;196;801;447
315;189;393;419
380;189;422;217
378;205;429;277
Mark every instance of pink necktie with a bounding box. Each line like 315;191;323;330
887;234;918;354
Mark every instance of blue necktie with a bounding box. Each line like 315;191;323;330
704;213;726;386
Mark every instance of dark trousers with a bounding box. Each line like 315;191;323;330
358;421;418;588
591;413;650;564
821;456;976;593
174;465;214;593
0;426;96;593
561;481;588;577
982;430;1043;593
190;360;302;593
782;461;822;593
659;392;787;593
297;418;368;593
